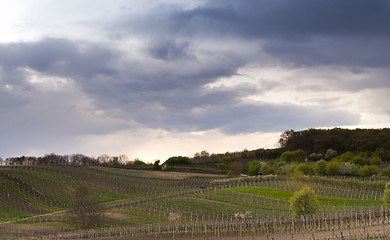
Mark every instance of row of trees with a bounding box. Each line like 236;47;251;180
280;128;390;157
0;153;150;167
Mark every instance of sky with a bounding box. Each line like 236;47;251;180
1;0;390;162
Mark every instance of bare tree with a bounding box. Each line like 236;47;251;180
68;185;103;229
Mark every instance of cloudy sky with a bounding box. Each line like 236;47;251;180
1;0;389;162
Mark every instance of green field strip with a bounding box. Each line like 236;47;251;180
223;187;382;207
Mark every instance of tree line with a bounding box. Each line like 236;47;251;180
279;128;390;155
0;153;149;167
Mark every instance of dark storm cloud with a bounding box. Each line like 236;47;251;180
120;0;390;68
174;0;390;37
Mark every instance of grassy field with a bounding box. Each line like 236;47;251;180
0;165;388;239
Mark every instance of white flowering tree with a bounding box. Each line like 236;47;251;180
234;211;252;220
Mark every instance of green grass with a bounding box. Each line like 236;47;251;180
223;187;293;200
224;187;382;206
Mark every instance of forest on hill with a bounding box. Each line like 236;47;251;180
280;128;390;155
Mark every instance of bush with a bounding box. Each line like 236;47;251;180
336;152;355;163
370;156;383;166
382;166;390;177
259;162;277;175
382;182;390;205
359;165;380;177
289;186;320;217
280;149;307;163
349;156;366;167
277;163;298;175
294;163;314;176
314;160;327;175
248;161;261;176
164;156;191;166
133;159;146;165
326;161;340;176
309;153;322;161
324;149;337;160
339;162;359;176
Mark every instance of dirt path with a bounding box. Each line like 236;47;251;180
0;210;67;225
72;223;390;240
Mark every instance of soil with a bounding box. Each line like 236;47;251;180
0;224;69;236
74;223;390;240
1;222;389;239
104;212;131;220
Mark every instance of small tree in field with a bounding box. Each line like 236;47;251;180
69;185;103;229
289;186;320;217
382;182;390;205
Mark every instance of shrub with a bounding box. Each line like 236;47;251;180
259;163;277;175
370;156;383;166
133;159;146;165
294;163;314;176
309;153;322;161
324;149;337;160
277;163;298;175
280;149;307;163
164;156;191;166
382;182;390;205
335;152;355;163
349;156;366;167
359;165;380;177
314;159;327;175
289;186;320;217
382;166;390;177
326;161;340;176
248;161;261;176
339;162;360;176
280;151;293;162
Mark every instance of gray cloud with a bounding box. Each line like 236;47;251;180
0;38;118;80
0;36;359;137
147;38;192;61
174;0;390;37
262;37;390;68
117;0;390;68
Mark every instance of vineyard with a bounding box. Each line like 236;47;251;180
1;165;390;239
